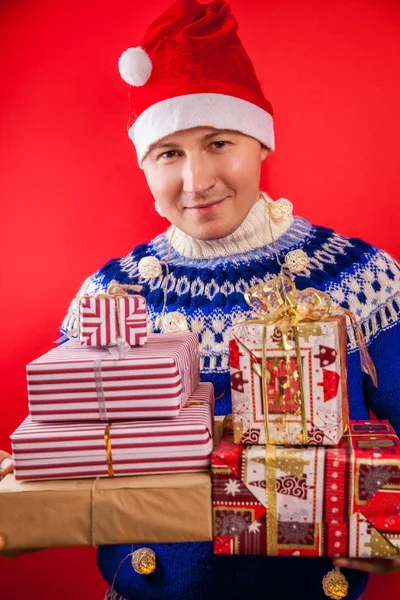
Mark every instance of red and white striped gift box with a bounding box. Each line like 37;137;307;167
27;333;200;422
12;383;214;481
79;295;147;347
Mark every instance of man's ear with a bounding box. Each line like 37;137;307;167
261;144;269;161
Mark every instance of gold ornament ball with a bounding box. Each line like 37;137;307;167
138;256;163;280
162;311;189;333
270;198;293;222
284;249;309;273
322;568;349;599
131;548;157;575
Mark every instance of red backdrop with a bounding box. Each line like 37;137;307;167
1;0;399;597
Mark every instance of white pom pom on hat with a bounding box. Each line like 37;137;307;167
118;47;153;86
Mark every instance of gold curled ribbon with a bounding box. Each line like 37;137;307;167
244;274;332;327
244;275;320;444
239;274;377;445
79;280;143;341
244;274;377;385
104;423;114;477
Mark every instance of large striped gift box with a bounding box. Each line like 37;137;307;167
12;383;214;481
79;295;147;347
27;333;200;422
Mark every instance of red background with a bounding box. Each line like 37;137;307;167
1;0;399;597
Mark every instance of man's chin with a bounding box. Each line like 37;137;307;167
184;222;239;241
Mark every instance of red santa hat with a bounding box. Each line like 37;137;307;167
118;0;275;167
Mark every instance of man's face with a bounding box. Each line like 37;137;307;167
142;127;269;240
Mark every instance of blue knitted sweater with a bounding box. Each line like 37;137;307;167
62;198;400;600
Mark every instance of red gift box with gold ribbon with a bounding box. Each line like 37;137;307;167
212;419;400;557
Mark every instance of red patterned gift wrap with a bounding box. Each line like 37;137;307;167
79;294;147;347
212;420;400;557
12;383;214;481
27;333;200;422
230;316;349;446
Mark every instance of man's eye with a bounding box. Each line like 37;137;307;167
159;150;180;159
211;141;230;149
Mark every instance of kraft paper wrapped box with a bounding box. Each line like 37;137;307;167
230;315;349;446
27;333;200;422
12;383;214;481
78;281;147;347
212;420;400;558
0;471;212;551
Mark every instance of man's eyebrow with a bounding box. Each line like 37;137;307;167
202;129;237;140
150;129;237;152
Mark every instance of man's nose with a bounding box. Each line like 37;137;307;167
182;153;216;194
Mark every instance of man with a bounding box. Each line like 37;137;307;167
2;0;400;598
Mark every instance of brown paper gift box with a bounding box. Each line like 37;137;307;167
0;471;212;551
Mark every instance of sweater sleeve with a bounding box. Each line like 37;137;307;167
357;249;400;436
364;319;400;437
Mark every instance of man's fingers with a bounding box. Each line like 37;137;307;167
333;558;386;574
0;457;14;477
333;557;400;574
0;535;5;551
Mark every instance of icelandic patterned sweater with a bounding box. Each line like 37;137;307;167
62;195;400;600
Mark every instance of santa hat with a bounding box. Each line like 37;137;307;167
118;0;275;167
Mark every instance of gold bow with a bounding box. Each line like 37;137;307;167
95;280;143;301
244;274;377;387
245;274;331;325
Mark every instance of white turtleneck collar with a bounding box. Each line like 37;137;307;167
165;192;294;260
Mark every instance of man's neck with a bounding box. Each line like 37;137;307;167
165;192;294;260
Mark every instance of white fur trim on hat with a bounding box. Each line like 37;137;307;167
118;47;152;86
129;93;275;167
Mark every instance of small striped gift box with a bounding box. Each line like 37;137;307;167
27;333;200;422
12;383;214;482
79;295;147;347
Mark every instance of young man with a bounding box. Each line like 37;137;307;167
1;0;400;598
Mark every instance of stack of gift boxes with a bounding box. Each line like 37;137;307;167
2;276;400;565
10;286;214;482
212;276;400;561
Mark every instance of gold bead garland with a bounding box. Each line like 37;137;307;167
284;249;309;273
322;567;349;599
131;547;157;575
138;256;163;279
269;198;293;223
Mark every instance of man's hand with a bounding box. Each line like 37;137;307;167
333;557;400;574
0;450;14;552
0;451;13;481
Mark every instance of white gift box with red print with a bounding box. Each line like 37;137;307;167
12;383;214;481
27;333;200;422
229;316;349;446
79;295;147;347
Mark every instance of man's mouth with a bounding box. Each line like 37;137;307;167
184;196;228;214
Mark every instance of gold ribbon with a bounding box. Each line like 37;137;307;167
244;276;378;557
104;423;114;477
239;275;377;444
243;274;377;386
243;275;320;444
265;444;278;555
